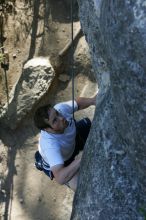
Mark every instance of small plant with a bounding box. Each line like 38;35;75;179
139;206;146;220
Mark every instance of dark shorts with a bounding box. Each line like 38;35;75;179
64;117;91;166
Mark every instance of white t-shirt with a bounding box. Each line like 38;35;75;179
38;100;78;168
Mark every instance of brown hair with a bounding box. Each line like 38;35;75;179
34;104;52;130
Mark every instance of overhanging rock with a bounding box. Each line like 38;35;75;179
71;0;146;219
0;57;55;129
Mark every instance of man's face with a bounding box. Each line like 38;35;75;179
47;108;68;134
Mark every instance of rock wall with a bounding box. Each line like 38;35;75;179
71;0;146;219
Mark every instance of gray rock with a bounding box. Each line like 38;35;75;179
71;0;146;219
0;57;55;129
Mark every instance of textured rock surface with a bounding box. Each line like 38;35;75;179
0;57;55;129
71;0;146;219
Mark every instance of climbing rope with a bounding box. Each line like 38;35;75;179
71;0;75;120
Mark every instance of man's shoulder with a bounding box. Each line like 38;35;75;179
40;131;60;146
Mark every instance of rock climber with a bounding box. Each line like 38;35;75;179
34;94;96;191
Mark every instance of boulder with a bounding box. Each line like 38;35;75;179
0;57;55;129
71;0;146;219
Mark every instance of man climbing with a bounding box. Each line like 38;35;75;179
34;94;96;191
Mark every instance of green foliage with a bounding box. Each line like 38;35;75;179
139;206;146;220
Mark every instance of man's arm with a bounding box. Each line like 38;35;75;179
51;157;81;185
76;93;97;110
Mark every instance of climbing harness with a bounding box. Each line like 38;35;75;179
34;151;54;180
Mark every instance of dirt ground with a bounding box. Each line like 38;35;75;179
0;1;97;219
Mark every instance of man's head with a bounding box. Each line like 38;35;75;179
34;104;52;130
34;104;68;134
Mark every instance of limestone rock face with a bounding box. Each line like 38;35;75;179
0;57;55;129
71;1;146;219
